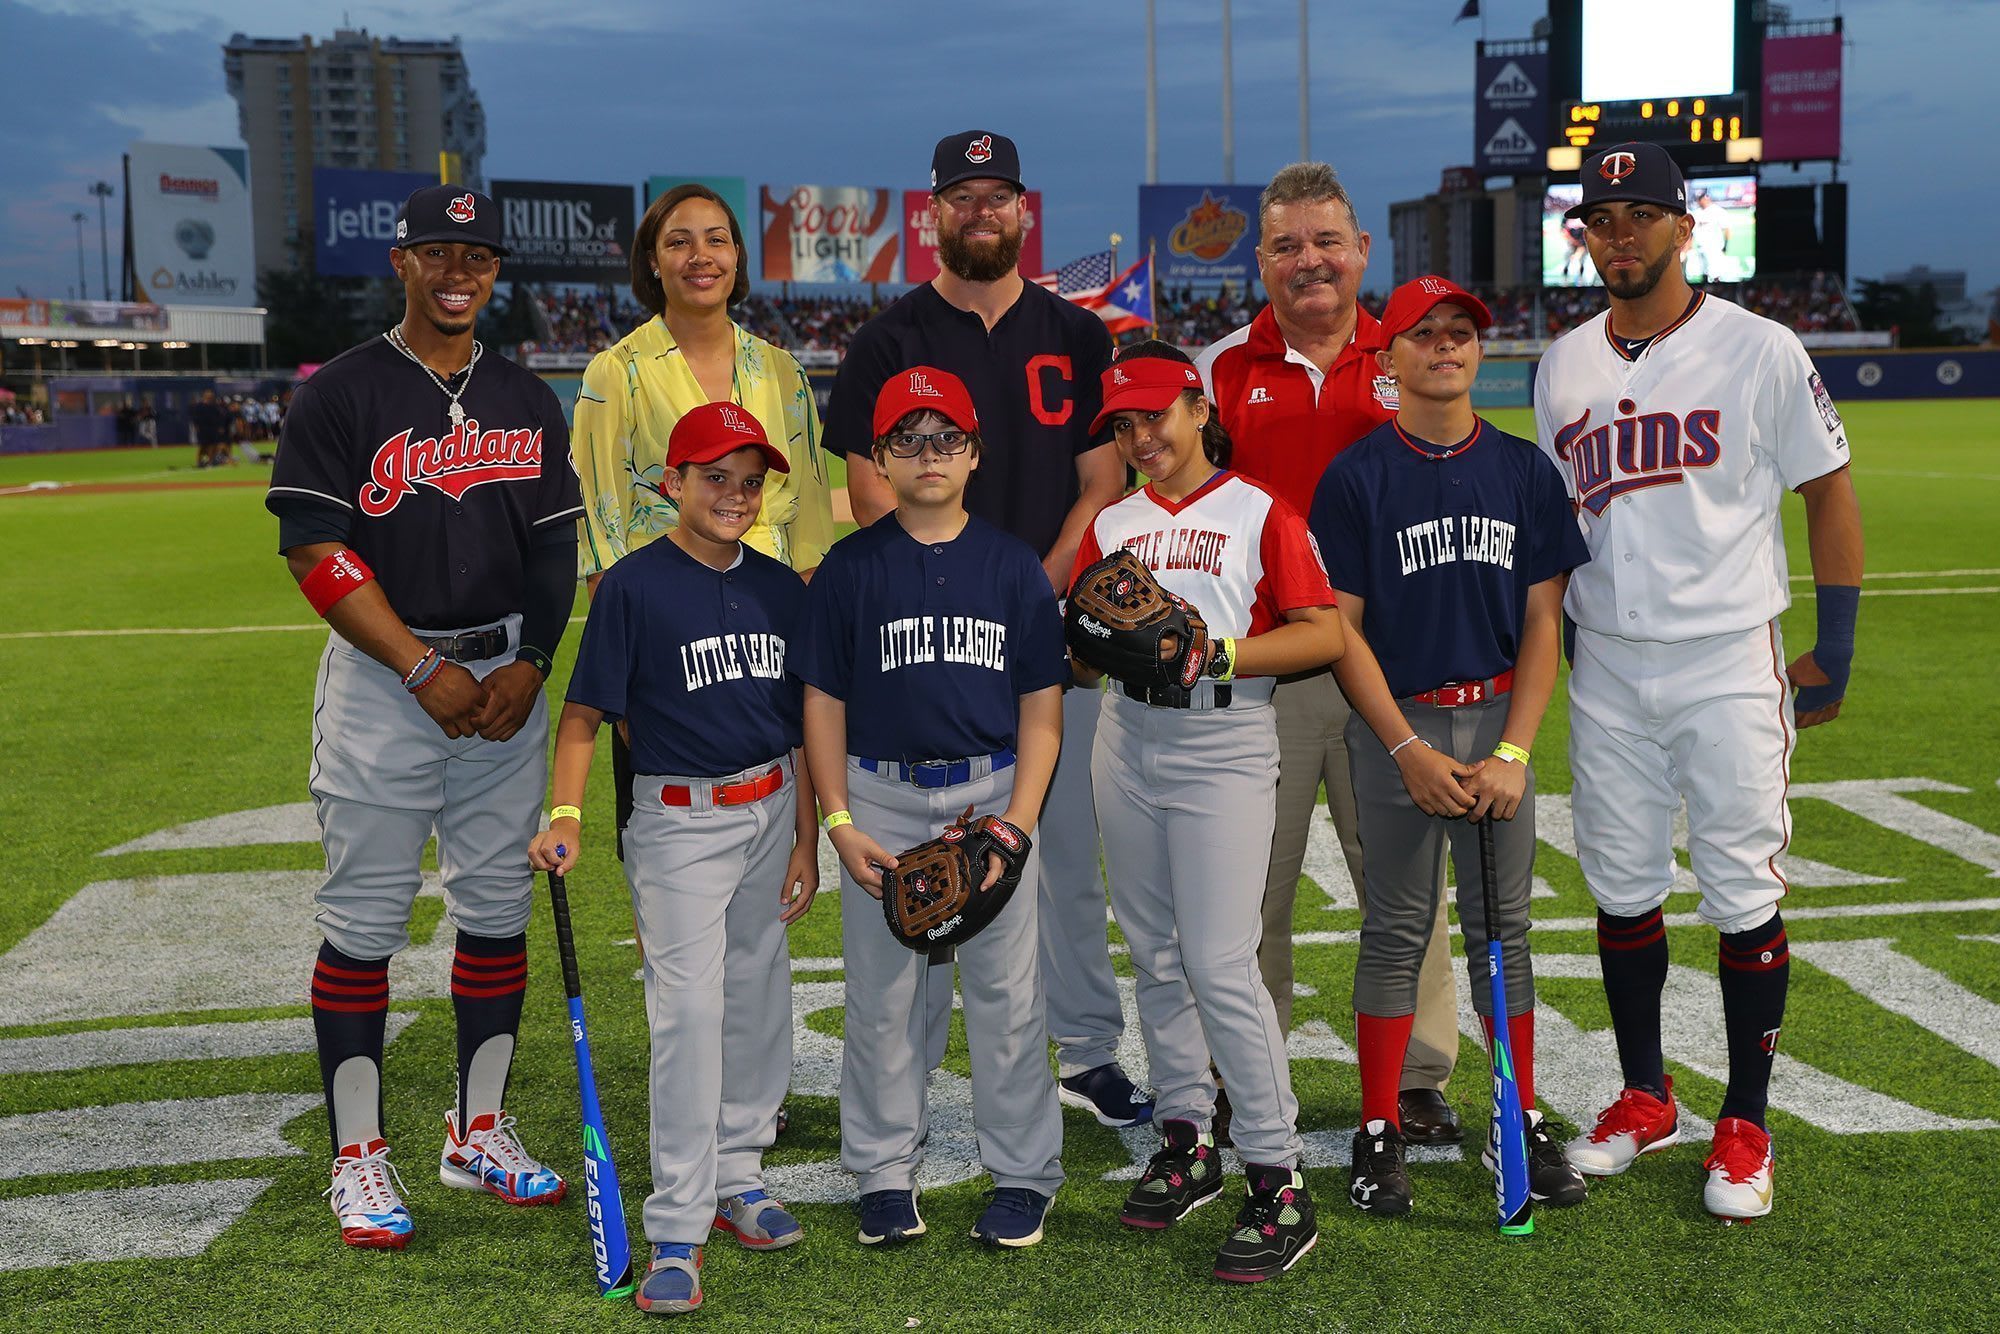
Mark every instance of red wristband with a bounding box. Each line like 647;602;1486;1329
301;548;375;616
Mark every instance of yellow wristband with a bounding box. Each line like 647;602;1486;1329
550;805;582;824
1214;637;1238;683
1492;742;1531;765
822;809;854;833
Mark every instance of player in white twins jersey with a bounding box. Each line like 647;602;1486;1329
1533;143;1865;1222
1070;344;1343;1284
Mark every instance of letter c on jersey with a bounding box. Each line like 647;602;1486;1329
1026;354;1074;427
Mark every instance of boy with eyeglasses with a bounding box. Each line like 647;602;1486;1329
797;365;1069;1251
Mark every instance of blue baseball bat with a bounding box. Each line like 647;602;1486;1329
549;861;637;1298
1479;819;1533;1237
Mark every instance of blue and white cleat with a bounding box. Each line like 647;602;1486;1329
635;1243;703;1315
440;1109;568;1206
1058;1063;1155;1128
715;1189;804;1249
325;1139;414;1250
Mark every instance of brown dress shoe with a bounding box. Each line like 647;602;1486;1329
1397;1088;1463;1144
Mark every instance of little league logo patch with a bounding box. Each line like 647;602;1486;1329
907;371;942;398
1372;374;1401;411
718;405;754;434
446;193;477;223
964;134;993;164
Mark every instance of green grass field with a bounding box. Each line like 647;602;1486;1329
2;403;1999;1330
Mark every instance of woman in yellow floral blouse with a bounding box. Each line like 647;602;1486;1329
572;182;834;583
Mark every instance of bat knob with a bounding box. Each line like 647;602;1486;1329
556;845;567;859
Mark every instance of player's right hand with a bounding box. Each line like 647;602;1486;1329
828;823;896;899
1394;740;1477;818
528;822;578;874
417;662;490;738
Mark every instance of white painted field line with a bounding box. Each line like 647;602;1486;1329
1854;468;2000;484
2;1178;276;1272
1791;569;2000;581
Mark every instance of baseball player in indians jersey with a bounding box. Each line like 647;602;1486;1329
266;186;583;1249
1534;143;1865;1221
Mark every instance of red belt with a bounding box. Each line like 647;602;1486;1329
1411;669;1514;708
661;764;785;808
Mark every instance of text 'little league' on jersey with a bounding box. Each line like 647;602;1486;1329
1117;526;1232;577
877;616;1009;672
680;633;787;693
1396;515;1519;576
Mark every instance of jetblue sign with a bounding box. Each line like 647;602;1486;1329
314;168;435;277
1474;53;1547;176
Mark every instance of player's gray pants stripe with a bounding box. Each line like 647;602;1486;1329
1346;699;1535;1018
838;759;1064;1197
1093;692;1304;1169
624;759;796;1244
308;619;544;960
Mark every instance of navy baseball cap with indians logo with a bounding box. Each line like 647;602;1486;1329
931;130;1025;194
1564;141;1687;220
395;184;510;255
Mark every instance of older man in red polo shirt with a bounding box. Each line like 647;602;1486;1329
1196;162;1461;1144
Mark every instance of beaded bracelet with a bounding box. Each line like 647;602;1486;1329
404;651;444;694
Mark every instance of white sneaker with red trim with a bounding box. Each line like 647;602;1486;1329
1703;1117;1775;1221
1564;1078;1681;1176
325;1139;413;1249
439;1108;568;1206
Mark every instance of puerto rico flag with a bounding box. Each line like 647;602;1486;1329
1034;251;1154;335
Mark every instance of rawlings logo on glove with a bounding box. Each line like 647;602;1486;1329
1065;548;1217;705
882;806;1032;951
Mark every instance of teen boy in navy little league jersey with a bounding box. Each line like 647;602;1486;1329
1309;277;1591;1220
531;402;818;1317
266;185;578;1251
796;366;1069;1252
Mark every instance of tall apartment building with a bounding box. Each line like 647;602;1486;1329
223;29;487;276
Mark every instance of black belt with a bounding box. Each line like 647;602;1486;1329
1121;679;1232;710
416;627;509;662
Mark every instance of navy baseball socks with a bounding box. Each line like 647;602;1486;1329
440;931;565;1207
1567;909;1680;1177
310;941;411;1248
1707;913;1788;1220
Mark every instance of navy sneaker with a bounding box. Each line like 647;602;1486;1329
857;1187;926;1246
1058;1063;1154;1128
972;1187;1053;1248
635;1243;702;1316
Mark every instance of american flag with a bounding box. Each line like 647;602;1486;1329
1033;249;1117;297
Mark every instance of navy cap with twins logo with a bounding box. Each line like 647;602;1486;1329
1564;142;1688;221
394;184;510;256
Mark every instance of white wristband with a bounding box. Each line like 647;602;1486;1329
1388;734;1428;759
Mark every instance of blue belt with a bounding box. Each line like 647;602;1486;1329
859;750;1015;789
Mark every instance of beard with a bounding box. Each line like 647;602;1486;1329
937;219;1023;283
1602;244;1679;301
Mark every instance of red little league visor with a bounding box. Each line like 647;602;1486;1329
666;401;789;473
1090;358;1205;435
873;365;980;440
1377;276;1494;344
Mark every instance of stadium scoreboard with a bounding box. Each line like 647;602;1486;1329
1545;0;1763;168
1560;93;1752;152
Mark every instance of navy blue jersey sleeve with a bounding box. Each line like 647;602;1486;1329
1527;448;1591;585
531;380;585;535
267;375;357;527
565;575;633;723
1011;552;1069;694
791;548;856;699
823;321;898;461
1308;458;1369;596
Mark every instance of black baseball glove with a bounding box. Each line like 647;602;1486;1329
1066;548;1214;697
882;806;1032;951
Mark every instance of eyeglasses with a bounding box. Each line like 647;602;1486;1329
883;429;971;458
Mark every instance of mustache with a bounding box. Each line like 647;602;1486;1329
1289;267;1337;290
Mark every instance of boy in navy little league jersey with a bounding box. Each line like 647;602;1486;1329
530;403;820;1316
796;366;1069;1251
1308;277;1591;1219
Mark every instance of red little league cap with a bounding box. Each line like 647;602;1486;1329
1564;141;1689;220
931;130;1025;194
395;184;510;255
1378;276;1494;343
666;401;789;473
1089;357;1205;435
873;366;980;440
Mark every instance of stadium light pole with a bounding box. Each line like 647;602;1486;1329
1299;0;1310;160
1145;0;1157;183
89;181;114;302
1221;0;1234;182
72;212;87;300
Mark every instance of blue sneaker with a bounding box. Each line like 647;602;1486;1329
857;1187;926;1246
716;1189;804;1249
972;1187;1053;1248
1059;1063;1155;1128
635;1243;702;1316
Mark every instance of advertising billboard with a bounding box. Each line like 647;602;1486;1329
759;186;900;283
127;142;257;307
1543;175;1757;286
313;167;435;277
490;180;636;284
1474;52;1549;175
1763;33;1842;161
901;189;1043;284
645;175;753;235
1139;184;1259;284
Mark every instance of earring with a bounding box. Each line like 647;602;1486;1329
652;269;660;278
